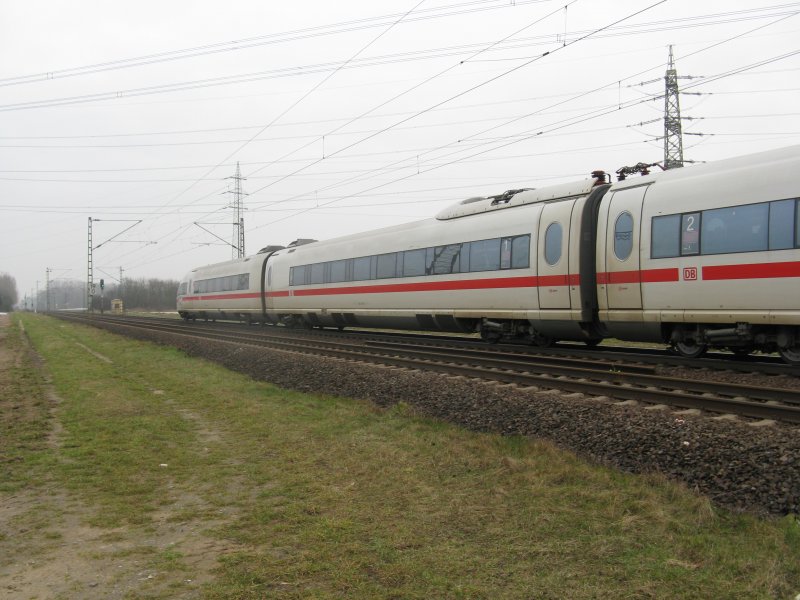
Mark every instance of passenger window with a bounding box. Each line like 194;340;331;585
500;238;512;269
403;249;426;277
796;199;800;246
681;212;700;255
431;244;461;274
651;215;680;258
511;235;530;269
701;204;767;254
376;253;397;279
614;212;634;261
330;260;347;283
544;223;562;266
310;263;324;284
425;247;435;274
469;238;501;272
770;199;795;250
460;243;471;272
353;257;371;281
291;266;306;286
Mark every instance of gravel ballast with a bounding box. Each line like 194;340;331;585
86;320;800;516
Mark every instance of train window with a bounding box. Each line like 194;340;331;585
769;199;795;250
701;204;767;254
376;253;398;279
431;244;461;274
511;235;530;269
544;223;562;266
614;212;634;261
797;200;800;246
178;282;187;296
310;263;325;284
500;238;512;269
403;249;426;277
453;242;472;273
353;256;371;281
425;247;435;274
330;260;347;283
469;238;501;272
651;215;680;258
290;265;306;286
681;212;701;255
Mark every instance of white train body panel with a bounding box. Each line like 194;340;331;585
264;180;597;338
177;255;266;318
597;146;800;341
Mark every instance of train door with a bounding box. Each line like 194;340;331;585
537;200;575;310
601;186;647;310
260;252;278;321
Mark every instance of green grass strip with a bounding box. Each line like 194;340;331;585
13;314;800;599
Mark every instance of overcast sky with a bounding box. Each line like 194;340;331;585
2;0;798;305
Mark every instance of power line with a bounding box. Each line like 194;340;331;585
3;6;797;113
5;1;559;86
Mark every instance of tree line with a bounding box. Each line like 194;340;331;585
18;277;180;312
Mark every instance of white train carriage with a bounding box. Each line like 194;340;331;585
598;145;800;361
177;253;269;322
263;178;610;345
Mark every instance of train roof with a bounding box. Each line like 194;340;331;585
436;145;800;220
435;178;600;220
611;144;800;191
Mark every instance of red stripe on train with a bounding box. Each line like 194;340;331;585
702;260;800;281
180;260;799;303
596;268;679;284
292;275;541;296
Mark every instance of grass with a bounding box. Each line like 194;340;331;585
0;318;54;493
4;312;800;599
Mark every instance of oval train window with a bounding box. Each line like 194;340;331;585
614;212;634;261
544;222;562;266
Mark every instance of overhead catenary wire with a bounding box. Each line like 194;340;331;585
11;3;796;277
0;0;553;88
111;3;795;270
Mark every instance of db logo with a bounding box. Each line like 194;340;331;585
683;267;698;281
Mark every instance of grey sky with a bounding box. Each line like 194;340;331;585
1;0;798;304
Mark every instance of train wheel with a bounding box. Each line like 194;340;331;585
673;340;707;359
778;344;800;366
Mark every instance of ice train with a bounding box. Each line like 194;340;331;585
178;146;800;364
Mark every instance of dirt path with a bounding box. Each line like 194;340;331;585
0;315;229;599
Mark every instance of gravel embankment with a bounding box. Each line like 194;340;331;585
89;320;800;516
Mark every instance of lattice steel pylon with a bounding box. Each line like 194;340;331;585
227;162;247;258
663;45;684;170
87;217;93;310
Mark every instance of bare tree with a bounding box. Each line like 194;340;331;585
0;273;19;312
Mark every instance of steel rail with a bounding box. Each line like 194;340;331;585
55;313;800;423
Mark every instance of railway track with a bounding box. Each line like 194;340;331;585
54;312;800;424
